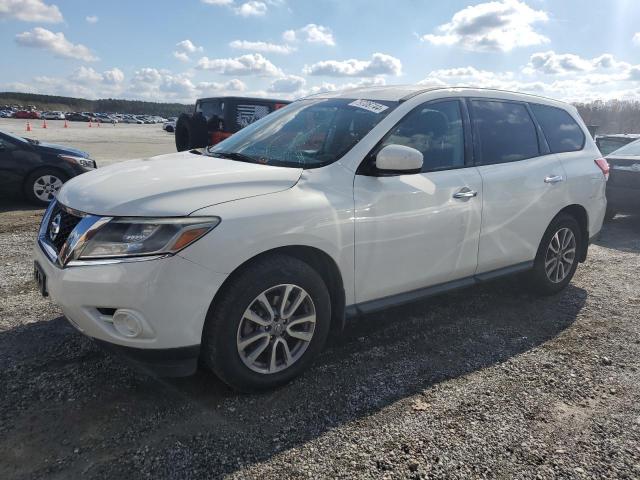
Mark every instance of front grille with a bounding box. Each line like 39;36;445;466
47;202;82;253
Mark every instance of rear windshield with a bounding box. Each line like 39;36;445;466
206;98;397;168
607;138;640;156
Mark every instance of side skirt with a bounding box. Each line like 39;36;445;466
346;261;533;318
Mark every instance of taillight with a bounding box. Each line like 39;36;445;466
594;158;610;180
211;131;232;145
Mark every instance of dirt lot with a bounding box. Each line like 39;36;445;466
0;118;176;166
0;193;639;479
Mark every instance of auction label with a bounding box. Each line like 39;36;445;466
348;99;389;114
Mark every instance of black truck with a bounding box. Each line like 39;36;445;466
175;96;290;151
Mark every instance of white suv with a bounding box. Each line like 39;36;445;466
33;86;608;391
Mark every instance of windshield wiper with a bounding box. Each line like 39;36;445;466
210;151;258;164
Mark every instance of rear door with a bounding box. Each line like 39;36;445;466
470;98;567;274
605;140;640;212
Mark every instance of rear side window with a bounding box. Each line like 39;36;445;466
530;103;585;153
471;100;539;164
196;100;222;120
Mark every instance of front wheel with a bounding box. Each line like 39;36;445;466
24;169;68;206
201;255;331;392
528;213;582;295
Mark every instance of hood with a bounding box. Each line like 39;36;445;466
34;141;90;158
56;151;302;216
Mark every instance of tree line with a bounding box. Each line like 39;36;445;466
0;92;193;117
574;100;640;135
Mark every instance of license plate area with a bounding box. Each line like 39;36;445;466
33;261;48;297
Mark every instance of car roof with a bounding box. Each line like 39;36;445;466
197;96;291;104
303;84;576;109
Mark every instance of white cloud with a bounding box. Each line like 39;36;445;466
173;51;190;62
229;40;295;54
235;1;267;16
196;53;282;76
633;32;640;46
269;75;305;93
524;51;631;75
420;0;549;52
304;53;402;77
283;24;335;46
175;39;203;54
15;27;98;61
197;79;247;96
201;0;232;4
85;15;98;24
73;66;125;85
0;0;63;23
173;39;203;63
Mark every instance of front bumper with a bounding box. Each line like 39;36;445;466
34;242;228;362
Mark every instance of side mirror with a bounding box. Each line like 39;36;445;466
375;144;423;172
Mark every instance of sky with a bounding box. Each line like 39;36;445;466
2;0;640;104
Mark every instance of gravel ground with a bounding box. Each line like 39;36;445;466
0;202;639;479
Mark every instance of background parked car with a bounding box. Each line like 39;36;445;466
175;96;290;151
163;119;176;132
596;133;640;156
41;111;66;120
604;138;640;220
14;110;41;119
66;112;91;122
0;129;97;205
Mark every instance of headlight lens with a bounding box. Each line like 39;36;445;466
58;154;97;169
77;217;220;259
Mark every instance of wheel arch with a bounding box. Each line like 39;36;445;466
206;245;347;335
555;204;589;262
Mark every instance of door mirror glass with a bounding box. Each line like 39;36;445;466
375;144;423;172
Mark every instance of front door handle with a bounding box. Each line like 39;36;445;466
544;175;564;184
453;187;478;199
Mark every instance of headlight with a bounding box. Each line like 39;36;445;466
77;217;220;259
58;154;97;169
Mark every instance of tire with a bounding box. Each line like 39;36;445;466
604;207;617;222
24;168;69;206
528;213;582;296
201;255;331;392
175;113;208;151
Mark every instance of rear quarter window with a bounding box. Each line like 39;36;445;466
530;103;585;153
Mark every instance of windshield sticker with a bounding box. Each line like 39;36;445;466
348;99;389;114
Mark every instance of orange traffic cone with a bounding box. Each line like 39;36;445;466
26;121;32;132
42;119;47;129
64;119;68;128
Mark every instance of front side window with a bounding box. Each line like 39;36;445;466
471;100;539;164
378;100;465;172
530;103;585;153
206;98;397;168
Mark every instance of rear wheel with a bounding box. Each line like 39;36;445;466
201;255;331;392
528;213;582;295
24;169;68;206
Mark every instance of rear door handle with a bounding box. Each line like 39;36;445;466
544;175;564;184
453;187;478;199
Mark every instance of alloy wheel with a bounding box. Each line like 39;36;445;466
544;227;577;283
236;284;316;374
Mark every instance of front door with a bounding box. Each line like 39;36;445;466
353;99;483;304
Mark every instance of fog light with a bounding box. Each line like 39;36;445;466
112;309;143;338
